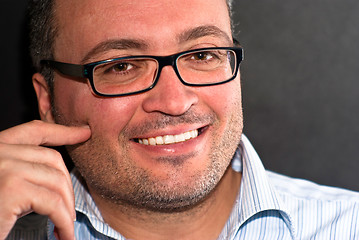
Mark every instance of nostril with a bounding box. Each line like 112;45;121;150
141;68;199;115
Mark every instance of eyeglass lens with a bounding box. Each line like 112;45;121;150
92;49;237;95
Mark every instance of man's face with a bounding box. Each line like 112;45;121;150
51;0;243;211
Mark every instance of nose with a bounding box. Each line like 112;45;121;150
142;66;198;116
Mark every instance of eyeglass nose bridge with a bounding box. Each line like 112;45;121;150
150;54;188;89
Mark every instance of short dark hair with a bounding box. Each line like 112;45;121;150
28;0;234;90
28;0;57;90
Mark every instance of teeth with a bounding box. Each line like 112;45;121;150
155;136;164;145
164;135;175;144
137;129;199;146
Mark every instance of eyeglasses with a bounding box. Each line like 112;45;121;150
41;47;243;97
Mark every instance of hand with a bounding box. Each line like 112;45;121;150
0;120;91;240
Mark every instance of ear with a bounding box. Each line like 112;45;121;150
32;73;55;123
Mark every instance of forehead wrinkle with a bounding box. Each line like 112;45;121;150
177;25;233;45
81;39;149;64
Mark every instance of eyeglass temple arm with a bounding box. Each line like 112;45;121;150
41;60;85;78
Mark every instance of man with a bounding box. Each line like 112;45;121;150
0;0;358;240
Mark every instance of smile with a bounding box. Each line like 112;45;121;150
136;129;199;146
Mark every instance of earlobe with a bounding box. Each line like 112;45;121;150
32;73;55;123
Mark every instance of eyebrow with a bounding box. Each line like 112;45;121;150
81;25;232;63
81;39;149;63
177;25;233;45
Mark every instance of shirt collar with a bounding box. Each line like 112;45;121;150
71;170;123;239
219;134;295;239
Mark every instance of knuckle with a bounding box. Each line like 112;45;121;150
49;192;66;208
33;191;65;216
30;120;45;127
54;169;68;183
36;147;63;167
47;150;66;171
52;192;63;204
47;168;70;192
49;148;63;160
41;147;62;160
29;120;48;134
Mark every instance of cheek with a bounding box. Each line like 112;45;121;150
53;80;89;123
53;78;140;136
201;78;242;120
88;98;139;138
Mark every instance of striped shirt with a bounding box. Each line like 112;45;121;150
7;134;359;239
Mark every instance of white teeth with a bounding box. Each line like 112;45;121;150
184;131;191;140
175;134;185;143
143;139;149;145
155;136;164;145
137;129;199;146
164;135;175;144
190;130;197;138
149;138;156;146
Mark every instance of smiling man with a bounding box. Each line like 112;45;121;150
48;0;242;212
1;0;359;239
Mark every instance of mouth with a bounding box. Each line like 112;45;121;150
133;127;207;146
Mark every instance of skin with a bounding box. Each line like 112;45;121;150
0;121;91;240
0;0;243;239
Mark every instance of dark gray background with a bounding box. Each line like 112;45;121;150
1;1;359;191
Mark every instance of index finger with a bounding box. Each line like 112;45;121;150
0;120;91;146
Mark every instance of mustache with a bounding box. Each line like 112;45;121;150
123;110;217;137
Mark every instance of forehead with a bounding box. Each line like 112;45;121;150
54;0;231;61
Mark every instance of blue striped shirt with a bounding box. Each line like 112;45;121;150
7;135;359;239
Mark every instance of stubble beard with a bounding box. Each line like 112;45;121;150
55;103;243;213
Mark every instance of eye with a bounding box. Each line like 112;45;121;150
111;62;134;73
191;52;214;61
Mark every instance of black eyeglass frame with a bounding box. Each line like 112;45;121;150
40;47;243;97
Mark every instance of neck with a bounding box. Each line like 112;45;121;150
90;168;241;240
